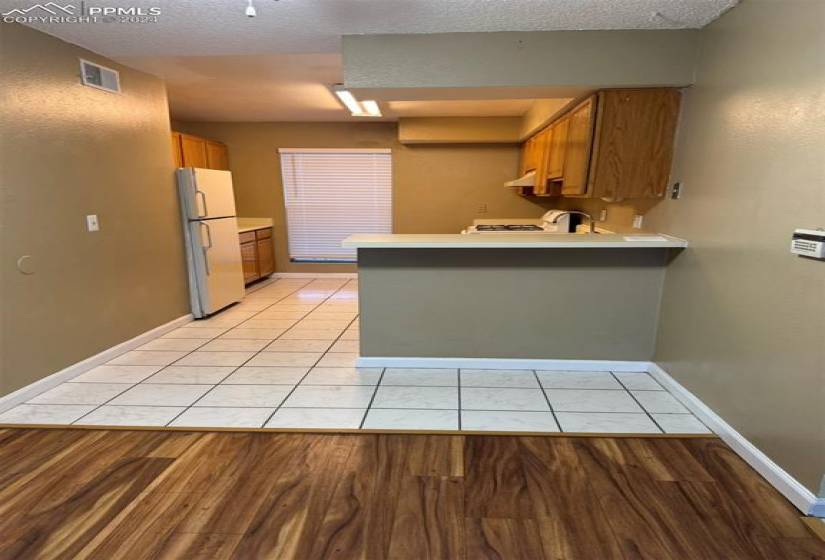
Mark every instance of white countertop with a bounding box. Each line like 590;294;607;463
237;217;273;233
342;233;688;249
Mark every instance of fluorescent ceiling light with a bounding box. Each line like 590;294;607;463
332;86;382;118
361;100;382;117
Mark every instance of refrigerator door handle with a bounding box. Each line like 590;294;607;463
200;222;213;275
195;190;209;218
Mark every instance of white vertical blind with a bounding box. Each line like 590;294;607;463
279;148;392;262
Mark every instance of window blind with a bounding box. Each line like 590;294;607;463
279;148;392;262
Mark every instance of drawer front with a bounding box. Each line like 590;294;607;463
255;227;272;240
239;231;256;244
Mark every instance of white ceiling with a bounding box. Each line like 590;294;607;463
20;0;738;56
17;0;738;121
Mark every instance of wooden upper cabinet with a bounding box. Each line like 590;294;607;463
560;96;596;197
545;117;568;180
514;88;680;200
171;132;184;168
531;127;554;196
206;140;230;171
519;136;539;176
172;132;231;170
588;89;681;200
179;134;209;168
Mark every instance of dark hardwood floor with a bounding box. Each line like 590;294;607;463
0;429;822;559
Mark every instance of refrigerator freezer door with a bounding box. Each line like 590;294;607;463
189;217;245;315
178;168;238;220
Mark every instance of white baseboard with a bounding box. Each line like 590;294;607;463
0;314;193;414
356;356;649;372
811;500;825;517
273;272;358;279
647;362;823;517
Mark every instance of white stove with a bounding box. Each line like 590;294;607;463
463;210;572;234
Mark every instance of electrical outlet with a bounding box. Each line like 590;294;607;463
671;182;683;199
599;209;608;222
86;214;100;232
632;215;644;229
477;203;488;214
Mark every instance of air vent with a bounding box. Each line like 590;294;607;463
79;59;120;93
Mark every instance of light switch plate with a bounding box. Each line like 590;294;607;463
86;214;100;232
632;215;644;229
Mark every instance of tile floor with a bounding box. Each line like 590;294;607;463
0;277;712;434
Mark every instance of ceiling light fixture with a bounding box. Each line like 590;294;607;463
245;0;257;18
331;85;382;118
360;100;382;117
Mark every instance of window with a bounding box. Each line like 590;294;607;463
279;148;392;262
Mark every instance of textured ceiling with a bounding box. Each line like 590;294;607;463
20;0;738;57
14;0;738;121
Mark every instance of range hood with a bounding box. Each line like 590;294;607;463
504;170;536;188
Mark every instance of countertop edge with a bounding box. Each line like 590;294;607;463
342;233;688;249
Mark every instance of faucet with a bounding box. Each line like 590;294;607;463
552;211;596;233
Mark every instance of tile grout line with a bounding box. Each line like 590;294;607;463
457;368;462;430
25;401;698;414
162;278;320;427
358;367;385;429
534;369;563;433
10;277;339;426
609;371;665;434
259;279;360;428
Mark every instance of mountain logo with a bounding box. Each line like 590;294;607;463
2;3;76;16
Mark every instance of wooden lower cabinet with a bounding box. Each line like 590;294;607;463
240;228;274;285
256;237;274;277
240;238;259;284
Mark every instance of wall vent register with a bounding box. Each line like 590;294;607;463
79;59;121;93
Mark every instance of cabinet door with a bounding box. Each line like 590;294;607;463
546;117;568;180
180;134;209;168
206;141;230;171
171;132;184;168
531;128;552;196
589;89;681;200
561;96;596;196
240;241;259;284
256;236;274;277
519;136;538;176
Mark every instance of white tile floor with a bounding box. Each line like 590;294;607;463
0;277;712;435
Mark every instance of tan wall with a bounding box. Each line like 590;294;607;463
645;0;825;494
519;98;575;138
344;30;700;92
0;25;189;396
359;248;669;360
398;117;521;144
171;121;552;273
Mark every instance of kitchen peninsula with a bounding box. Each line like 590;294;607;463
343;233;687;365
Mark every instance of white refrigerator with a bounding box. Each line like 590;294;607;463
177;168;245;318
